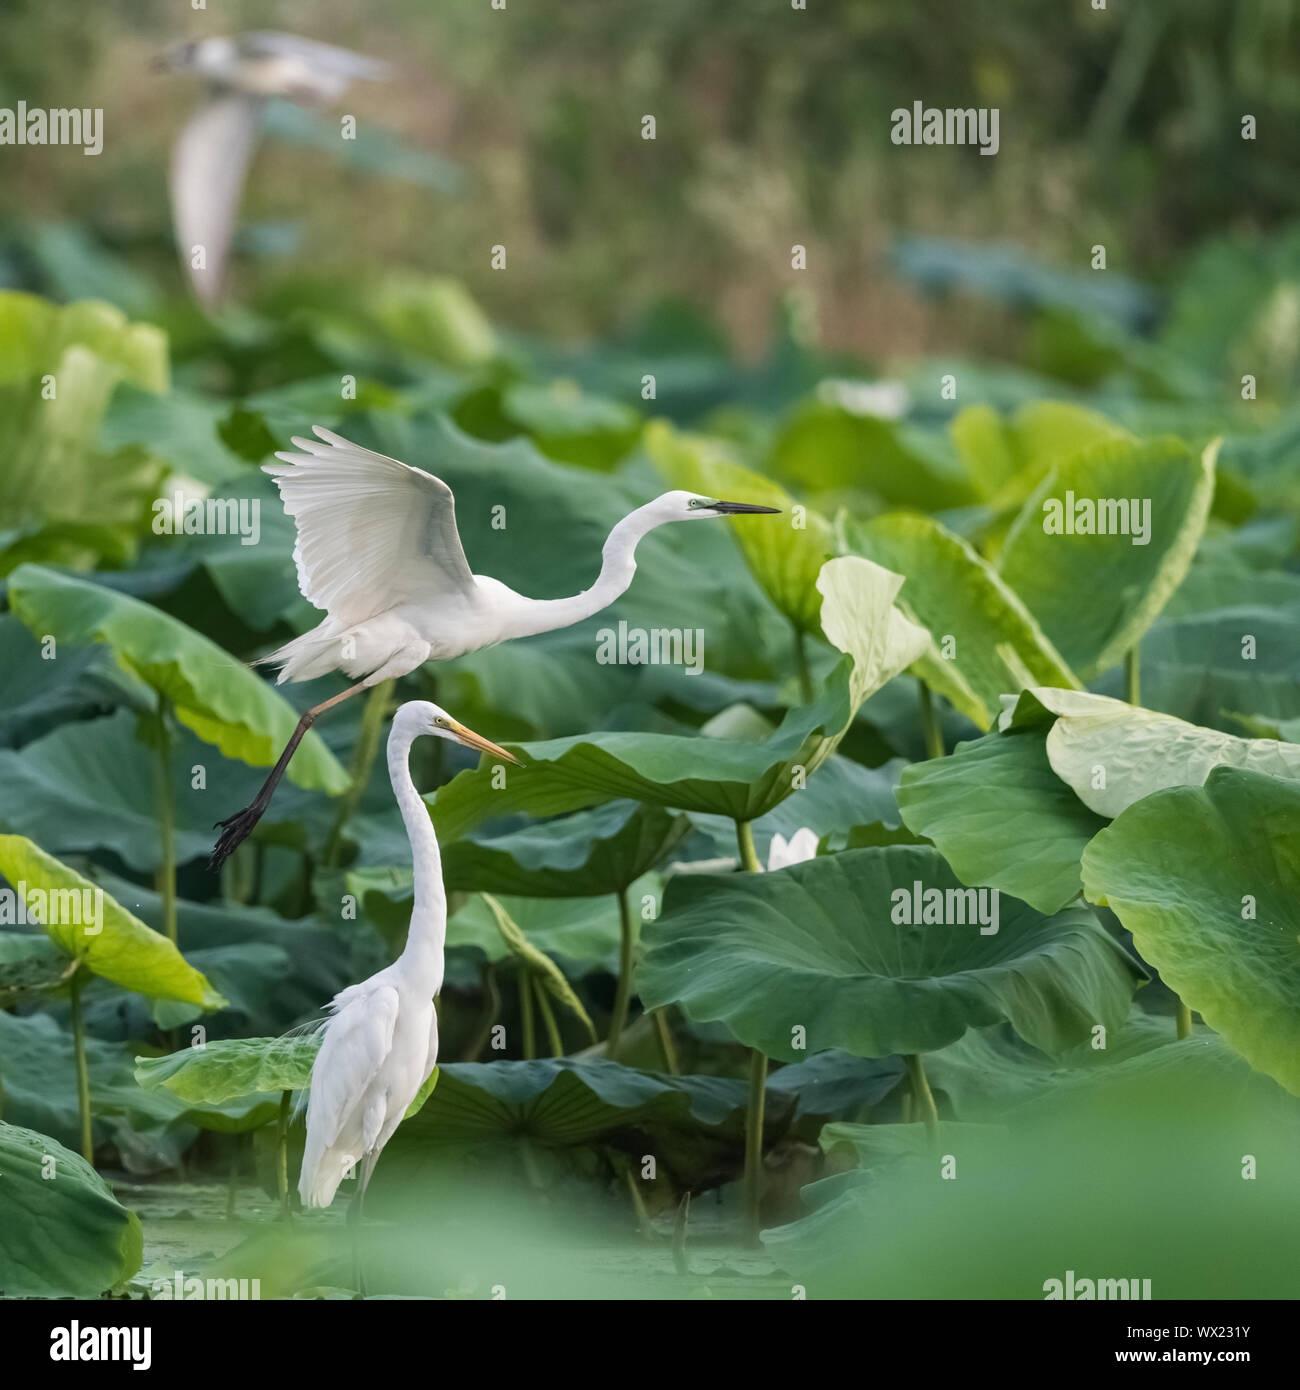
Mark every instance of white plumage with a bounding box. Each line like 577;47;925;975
157;32;388;305
297;700;515;1209
209;424;778;868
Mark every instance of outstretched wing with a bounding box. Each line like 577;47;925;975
240;31;391;83
265;425;476;627
306;983;400;1153
170;93;261;306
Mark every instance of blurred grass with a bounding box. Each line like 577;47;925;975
2;0;1300;357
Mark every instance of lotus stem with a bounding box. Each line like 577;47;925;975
69;967;93;1163
276;1089;292;1220
736;819;763;873
534;977;564;1056
1176;999;1193;1038
904;1053;939;1142
623;1162;653;1237
520;967;536;1059
154;694;177;945
1125;645;1140;706
607;889;636;1057
226;1136;240;1220
735;815;768;1244
322;679;394;868
744;1048;767;1246
463;962;500;1061
918;680;944;761
793;625;813;704
651;1008;680;1074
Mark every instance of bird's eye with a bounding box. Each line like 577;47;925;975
434;717;449;728
687;499;703;509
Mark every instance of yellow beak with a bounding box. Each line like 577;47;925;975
447;719;520;766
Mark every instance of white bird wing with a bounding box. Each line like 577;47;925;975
308;983;400;1152
170;92;262;307
239;31;391;82
265;425;476;627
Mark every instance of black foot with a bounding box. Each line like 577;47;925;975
208;801;268;872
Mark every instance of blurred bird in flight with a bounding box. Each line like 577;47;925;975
208;426;780;868
154;32;388;305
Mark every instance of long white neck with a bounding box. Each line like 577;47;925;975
387;720;445;995
508;502;666;637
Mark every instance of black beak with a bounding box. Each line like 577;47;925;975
710;500;782;515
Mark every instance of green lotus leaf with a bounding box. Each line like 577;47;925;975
0;612;149;745
0;835;224;1007
0;709;322;872
502;380;641;470
1005;686;1300;818
924;1015;1253;1121
388;1058;748;1151
429;663;854;836
1140;557;1300;726
1081;766;1300;1096
135;1034;321;1105
0;931;76;1002
430;559;935;836
844;512;1079;726
0;1011;192;1161
6;564;347;792
0;1122;143;1296
768;398;975;512
815;555;931;712
949;400;1131;507
897;729;1108;914
0;293;168;572
639;845;1144;1061
442;800;690;898
997;435;1216;676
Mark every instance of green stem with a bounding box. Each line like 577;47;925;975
463;963;500;1062
1125;644;1141;706
322;679;394;868
276;1089;291;1220
744;1048;767;1246
226;1135;240;1220
735;816;767;1244
736;819;763;874
904;1054;939;1142
918;680;944;761
623;1163;653;1238
1176;999;1193;1039
792;625;813;704
69;967;93;1163
154;694;177;946
651;1008;680;1075
519;969;536;1060
534;978;564;1057
607;889;636;1057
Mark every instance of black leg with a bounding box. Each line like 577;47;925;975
207;679;369;872
208;715;314;871
347;1176;366;1297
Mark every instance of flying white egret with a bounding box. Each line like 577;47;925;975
297;700;516;1283
209;425;779;866
155;32;388;305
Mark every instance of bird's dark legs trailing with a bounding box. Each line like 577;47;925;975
208;680;369;870
349;1153;379;1297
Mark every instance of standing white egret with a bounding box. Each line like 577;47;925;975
155;33;388;305
209;425;779;866
298;699;516;1247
